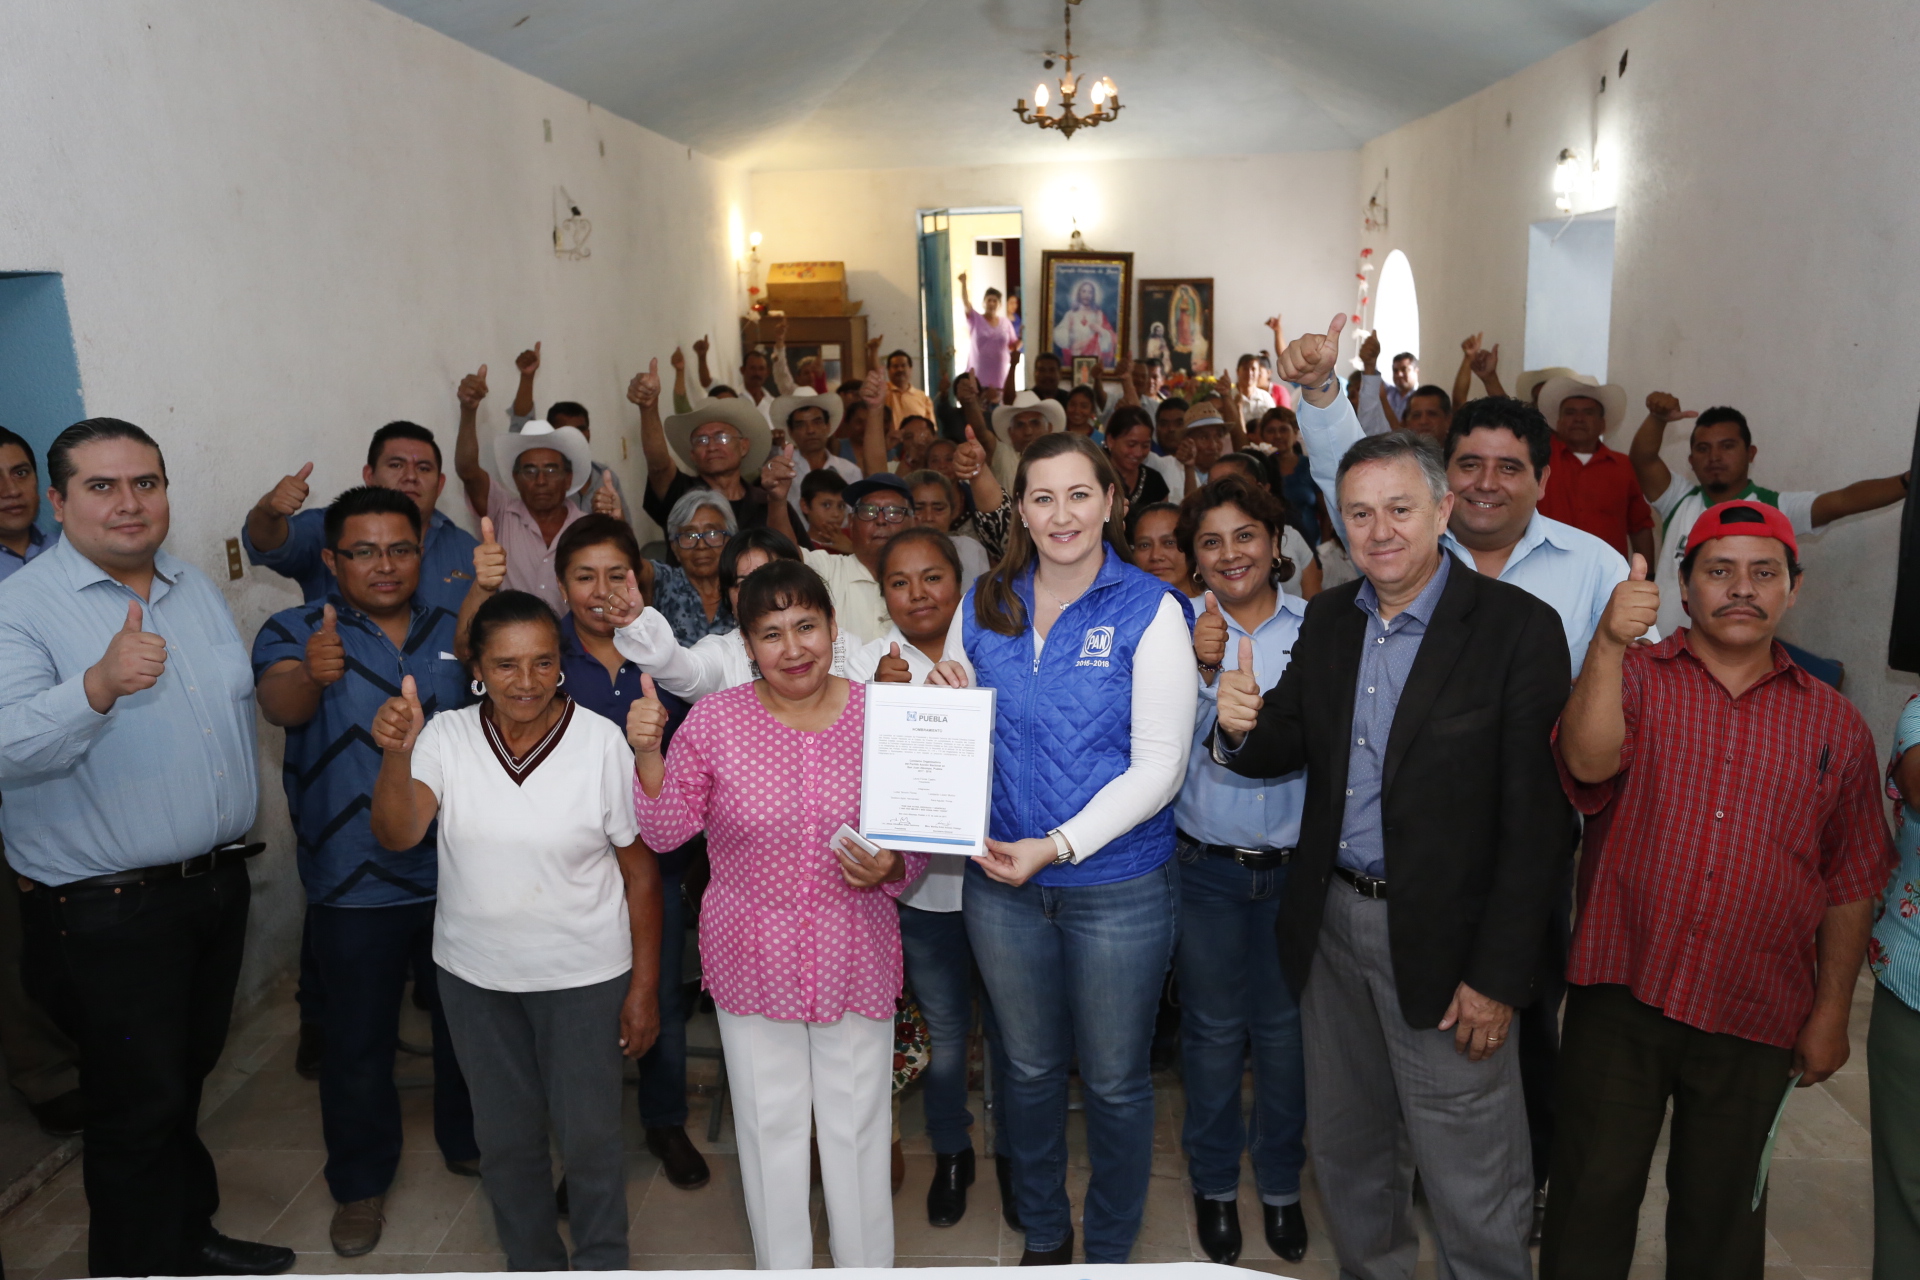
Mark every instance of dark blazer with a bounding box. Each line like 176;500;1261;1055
1222;559;1572;1027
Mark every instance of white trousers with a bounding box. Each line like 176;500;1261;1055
717;1009;895;1270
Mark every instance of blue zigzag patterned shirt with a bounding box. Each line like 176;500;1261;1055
252;594;470;907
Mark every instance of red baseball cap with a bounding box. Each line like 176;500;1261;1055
1685;499;1799;557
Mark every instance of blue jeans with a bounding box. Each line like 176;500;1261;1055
964;857;1177;1262
1174;842;1306;1203
898;902;1011;1157
308;901;477;1203
636;865;688;1128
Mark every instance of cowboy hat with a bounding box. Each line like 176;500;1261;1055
663;397;773;477
494;420;593;496
992;391;1067;437
769;391;844;436
1537;375;1628;435
1514;366;1583;403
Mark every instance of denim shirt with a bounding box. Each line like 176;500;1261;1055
1337;555;1451;877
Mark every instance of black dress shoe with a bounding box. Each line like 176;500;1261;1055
1019;1227;1072;1265
646;1124;712;1189
927;1147;974;1227
995;1154;1023;1231
28;1088;84;1138
1194;1195;1242;1265
194;1232;295;1276
1263;1201;1308;1263
294;1021;324;1080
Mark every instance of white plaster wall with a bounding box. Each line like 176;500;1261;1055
0;0;749;1009
749;153;1360;386
1357;0;1920;754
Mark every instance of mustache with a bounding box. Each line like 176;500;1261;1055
1711;602;1768;620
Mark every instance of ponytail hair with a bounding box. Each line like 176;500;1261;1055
973;433;1128;637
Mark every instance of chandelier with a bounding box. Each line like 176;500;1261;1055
1013;2;1121;139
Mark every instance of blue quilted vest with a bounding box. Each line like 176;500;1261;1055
963;545;1193;887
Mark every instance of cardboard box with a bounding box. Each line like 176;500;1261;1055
766;261;851;316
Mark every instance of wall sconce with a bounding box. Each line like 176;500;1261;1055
1553;148;1583;213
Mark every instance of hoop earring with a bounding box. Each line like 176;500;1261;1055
555;672;566;688
1272;555;1295;585
470;679;486;696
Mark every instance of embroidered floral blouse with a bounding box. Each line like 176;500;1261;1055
632;680;927;1022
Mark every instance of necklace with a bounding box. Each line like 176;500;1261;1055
1037;577;1089;612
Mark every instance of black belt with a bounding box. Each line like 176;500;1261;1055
1335;865;1387;899
23;842;266;894
1180;830;1292;871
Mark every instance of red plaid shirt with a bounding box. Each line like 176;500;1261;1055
1554;633;1894;1048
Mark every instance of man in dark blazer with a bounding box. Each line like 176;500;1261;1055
1212;316;1573;1280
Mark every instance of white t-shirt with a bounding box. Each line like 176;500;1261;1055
1648;479;1818;637
1146;451;1187;503
1279;526;1314;597
412;702;640;993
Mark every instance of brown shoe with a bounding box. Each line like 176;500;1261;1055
330;1196;384;1257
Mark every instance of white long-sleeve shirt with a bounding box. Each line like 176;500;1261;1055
936;594;1196;864
612;607;848;702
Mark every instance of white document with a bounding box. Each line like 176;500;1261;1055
860;681;996;856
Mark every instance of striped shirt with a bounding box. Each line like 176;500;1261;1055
1555;633;1894;1047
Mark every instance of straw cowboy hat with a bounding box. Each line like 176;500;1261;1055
1537;375;1629;434
493;420;593;496
1514;366;1583;403
769;391;844;435
992;391;1068;437
663;397;774;476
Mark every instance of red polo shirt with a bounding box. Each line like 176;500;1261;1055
1537;435;1653;556
1553;634;1894;1048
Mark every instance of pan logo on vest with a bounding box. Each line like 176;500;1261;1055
1079;626;1115;659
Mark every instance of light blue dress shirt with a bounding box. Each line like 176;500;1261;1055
1337;555;1451;878
1175;592;1308;850
1298;390;1630;675
0;537;260;884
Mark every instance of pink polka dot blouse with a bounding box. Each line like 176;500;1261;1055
632;680;929;1023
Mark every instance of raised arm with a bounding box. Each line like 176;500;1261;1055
958;270;976;316
614;608;737;702
856;368;889;477
628;360;678;500
369;676;439;851
1278;316;1362;546
1453;334;1479;411
1559;555;1656;783
453;364;491;514
770;314;797;396
510;342;541;419
452;519;505;662
954;426;1005;512
1630;392;1692;502
244;462;312;554
255;604;344;728
1470;341;1505;398
669;347;692;415
693;334;713;391
1812;472;1910;527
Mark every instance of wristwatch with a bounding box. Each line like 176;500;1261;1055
1048;828;1077;866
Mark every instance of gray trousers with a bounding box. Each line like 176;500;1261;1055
1302;882;1533;1280
437;966;631;1271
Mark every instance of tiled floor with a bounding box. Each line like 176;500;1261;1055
0;973;1880;1276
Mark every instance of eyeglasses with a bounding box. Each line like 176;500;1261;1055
673;529;730;548
333;542;421;563
852;503;911;524
513;462;571;480
690;431;742;449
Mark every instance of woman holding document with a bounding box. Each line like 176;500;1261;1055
927;432;1198;1264
628;559;927;1270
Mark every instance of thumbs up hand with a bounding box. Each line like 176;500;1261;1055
875;642;913;684
1276;313;1348;397
456;365;489;410
84;600;170;712
1214;637;1264;742
626;360;661;410
473;517;506;593
305;603;346;687
260;462;313;518
1193;591;1228;678
761;442;796;503
591;470;623;519
953;426;987;480
1599;553;1660;648
372;674;427;753
625;674;670;757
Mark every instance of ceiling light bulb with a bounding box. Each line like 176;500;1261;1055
748;231;762;249
1553;148;1581;195
1035;82;1050;110
1090;79;1107;105
1101;76;1117;101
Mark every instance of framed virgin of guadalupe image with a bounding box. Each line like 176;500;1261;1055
1040;249;1133;374
1138;277;1214;375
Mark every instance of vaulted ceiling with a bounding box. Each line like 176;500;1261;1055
376;0;1655;170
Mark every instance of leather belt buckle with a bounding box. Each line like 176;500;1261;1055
1337;865;1387;899
179;853;214;879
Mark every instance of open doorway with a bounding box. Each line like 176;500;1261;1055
918;207;1023;395
0;272;86;538
1525;211;1616;381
